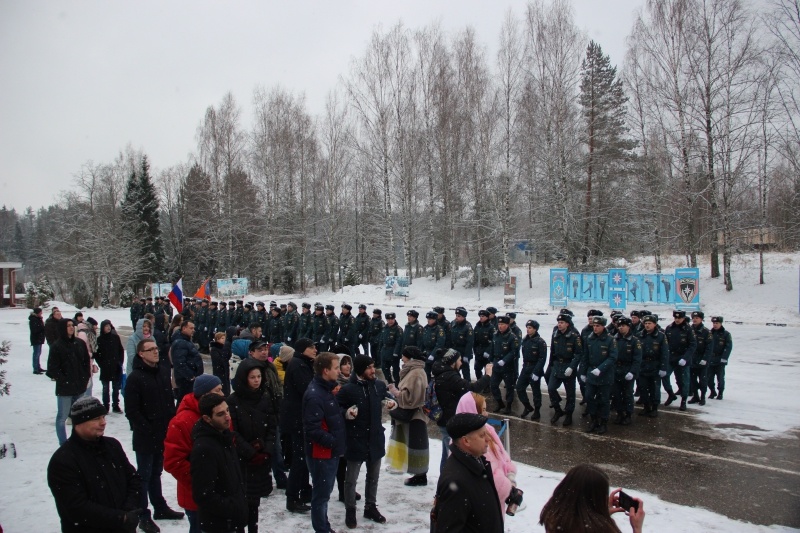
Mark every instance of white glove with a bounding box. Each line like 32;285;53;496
359;334;363;339
287;337;292;342
384;399;396;410
659;370;667;377
580;375;586;383
532;375;540;382
564;367;573;377
591;368;601;377
462;356;469;363
483;352;491;359
346;406;358;420
320;337;326;343
699;360;706;366
427;355;434;361
721;359;727;363
497;360;505;367
678;359;686;366
625;372;634;381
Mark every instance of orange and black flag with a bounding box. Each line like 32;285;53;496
193;277;211;300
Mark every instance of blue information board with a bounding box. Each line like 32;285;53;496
608;269;627;310
550;269;569;307
674;268;700;310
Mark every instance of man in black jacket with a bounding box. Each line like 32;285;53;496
47;318;91;445
171;320;204;401
433;413;504;533
337;355;396;528
280;338;317;513
29;307;46;374
44;307;62;347
191;394;248;533
432;349;492;472
125;339;183;532
48;396;142;533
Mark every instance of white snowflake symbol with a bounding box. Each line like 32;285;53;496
612;273;622;285
613;294;622;305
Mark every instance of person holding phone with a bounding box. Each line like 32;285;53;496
540;463;645;533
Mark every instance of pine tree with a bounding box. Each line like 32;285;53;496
579;41;636;263
12;221;26;263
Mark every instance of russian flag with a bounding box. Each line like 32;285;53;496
168;279;183;314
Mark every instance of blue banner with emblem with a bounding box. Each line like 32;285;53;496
608;269;627;310
549;269;569;307
674;268;700;310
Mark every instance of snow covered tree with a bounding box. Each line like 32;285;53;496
36;275;54;307
0;340;10;396
343;262;361;286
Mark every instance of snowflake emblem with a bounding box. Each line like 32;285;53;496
612;273;622;285
613;294;622;305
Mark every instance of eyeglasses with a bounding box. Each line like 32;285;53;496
141;347;159;353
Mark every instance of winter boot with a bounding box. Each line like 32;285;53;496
581;406;590;418
363;503;387;524
113;404;122;414
520;405;534;419
585;416;598;433
503;401;513;415
562;413;573;427
621;413;632;426
699;392;706;406
635;397;644;405
103;403;110;414
492;399;506;413
138;512;161;533
613;411;624;425
708;388;717;399
550;407;564;425
647;405;659;418
153;506;184;520
638;405;650;416
716;391;723;400
404;474;427;486
531;407;541;420
345;507;357;529
679;399;687;411
664;393;678;407
688;395;700;404
596;419;608;435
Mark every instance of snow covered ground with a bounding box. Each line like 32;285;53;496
0;254;797;532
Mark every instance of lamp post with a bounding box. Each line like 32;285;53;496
477;263;482;301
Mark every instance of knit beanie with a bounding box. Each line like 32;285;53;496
353;355;373;377
193;374;222;398
70;397;107;425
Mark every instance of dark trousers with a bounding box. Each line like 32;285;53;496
272;426;287;488
547;374;576;413
212;363;231;397
662;361;690;399
236;502;259;533
473;348;490;379
611;376;635;414
285;427;310;504
585;382;611;419
345;458;380;508
381;355;400;385
490;364;517;405
689;365;708;397
354;340;369;357
101;377;121;408
516;365;543;408
457;352;472;381
639;374;661;408
708;364;726;393
369;342;380;363
135;451;169;516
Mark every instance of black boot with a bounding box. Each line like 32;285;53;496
621;413;632;426
550;407;564;425
664;393;678;406
286;500;311;513
363;503;387;524
153;506;185;520
613;412;624;425
492;399;506;413
717;391;723;400
709;388;717;399
404;474;427;486
699;392;706;406
688;395;700;404
562;413;573;427
638;405;650;416
647;405;659;418
503;401;513;415
679;399;687;411
531;407;541;420
103;403;110;414
635;397;644;405
138;512;161;533
520;405;534;419
585;416;598;433
596;419;608;435
113;404;122;413
345;507;357;529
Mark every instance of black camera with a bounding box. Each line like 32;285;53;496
505;487;524;516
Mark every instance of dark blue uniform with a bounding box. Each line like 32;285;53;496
449;319;474;381
708;325;733;399
689;322;713;403
516;332;547;413
581;330;618;425
489;327;520;410
421;323;446;379
638;326;669;416
378;322;403;384
662;320;697;406
352;310;370;356
611;332;642;422
368;316;385;362
472;319;494;379
547;327;582;422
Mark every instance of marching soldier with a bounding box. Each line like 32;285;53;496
581;316;618;434
516;320;547;420
299;302;313;340
433;306;452;349
338;304;355;348
233;300;245;327
638;314;669;417
131;298;144;329
662;310;697;411
611;317;642;426
311;304;327;349
206;300;219;337
547;313;582;427
421;311;446;379
472;310;494;380
324;304;339;351
449;307;474;381
266;306;283;344
377;312;403;385
402;310;424;350
708;316;733;400
368;309;385;362
282;302;300;347
688;311;713;405
489;315;520;415
352;304;370;356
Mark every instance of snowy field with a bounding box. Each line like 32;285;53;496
0;253;798;532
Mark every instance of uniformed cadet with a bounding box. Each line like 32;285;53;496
282;302;300;347
206;300;219;337
506;313;522;341
145;297;155;315
630;310;644;337
216;301;228;332
368;309;385;362
227;301;237;329
266;306;283;344
298;302;313;340
472;310;494;380
611;317;642;426
338;304;355;348
154;297;167;333
255;301;268;333
547;313;582;427
688;311;713;405
181;298;192;321
195;299;209;351
708;316;733;400
378;312;403;385
402;310;424;350
433;306;452;349
489;315;520;415
324;304;339;351
311;304;327;349
486;306;499;330
638;314;669;417
421;311;446;379
581;316;618;434
516;320;548;420
449;307;474;381
662;310;697;411
579;310;604;408
352;304;370;356
131;298;144;329
234;300;245;327
242;303;254;330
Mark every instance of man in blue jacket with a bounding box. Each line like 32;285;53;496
303;352;346;533
171;321;204;402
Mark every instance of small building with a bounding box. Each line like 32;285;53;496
0;262;23;308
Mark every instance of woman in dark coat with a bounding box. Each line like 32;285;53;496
95;320;125;413
227;358;278;533
210;331;232;396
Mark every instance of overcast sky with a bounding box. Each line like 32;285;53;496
0;0;644;212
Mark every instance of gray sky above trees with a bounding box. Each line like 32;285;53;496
0;0;642;212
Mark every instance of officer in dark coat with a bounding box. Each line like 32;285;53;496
298;303;313;340
377;313;403;385
233;300;245;327
336;356;394;527
662;310;697;411
311;304;328;350
324;305;340;352
580;316;618;434
282;302;300;346
338;304;355;348
547;313;582;427
401;310;424;350
421;311;446;379
368;309;385;362
579;310;604;408
48;396;142;533
145;297;155;316
638;314;669;417
352;304;371;356
266;307;284;344
433;306;452;349
708;316;733;400
489;316;520;415
449;307;474;381
206;301;219;337
171;321;204;402
689;311;713;405
472;310;494;380
516;320;548;420
433;413;504;533
131;298;145;330
611;317;642;426
217;302;229;332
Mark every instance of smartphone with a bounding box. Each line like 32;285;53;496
618;490;639;512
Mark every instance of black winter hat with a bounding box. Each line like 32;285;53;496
402;346;425;361
630;310;641;318
455;307;468;317
358;304;367;310
294;338;316;355
559;308;574;316
407;310;419;318
373;308;382;315
86;317;98;327
478;310;489;317
385;312;396;320
711;316;724;323
506;312;517;319
70;396;107;425
288;302;297;309
617;317;632;327
342;304;352;310
325;304;335;311
557;314;573;324
497;315;511;325
526;320;539;330
588;309;604;317
486;306;498;315
433;306;445;314
446;413;488;440
353;355;374;377
673;310;686;319
691;311;704;319
302;302;311;309
441;348;460;366
425;311;438;320
642;314;658;324
591;316;608;326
